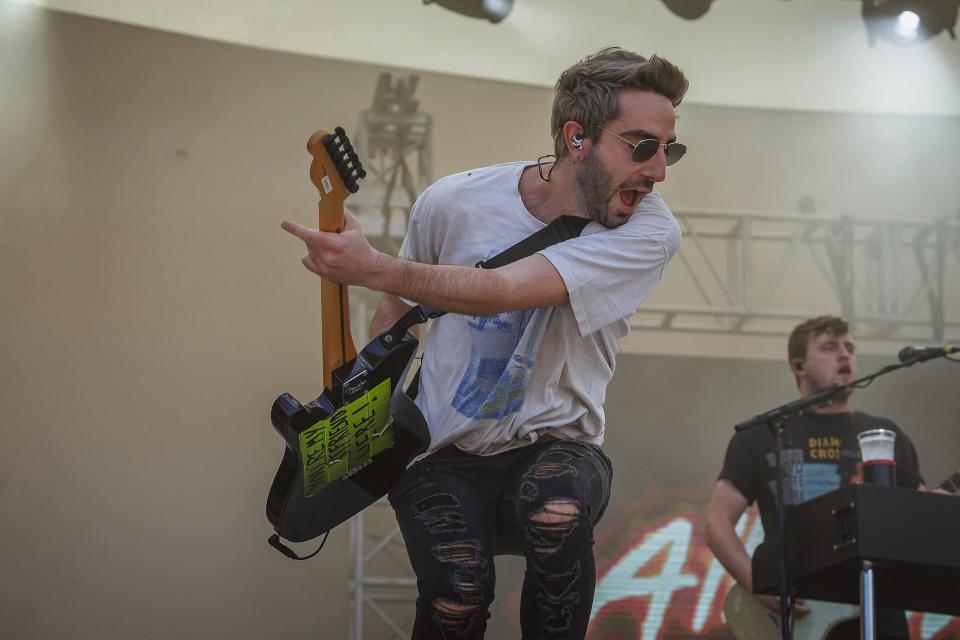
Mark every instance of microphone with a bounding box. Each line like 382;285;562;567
897;345;959;363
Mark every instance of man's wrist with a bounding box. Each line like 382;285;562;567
359;250;395;291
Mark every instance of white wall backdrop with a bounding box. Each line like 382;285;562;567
7;0;960;115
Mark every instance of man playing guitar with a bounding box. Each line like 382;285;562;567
283;47;689;639
704;315;932;640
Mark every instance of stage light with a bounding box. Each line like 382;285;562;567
895;10;921;38
861;0;959;46
661;0;714;20
423;0;514;23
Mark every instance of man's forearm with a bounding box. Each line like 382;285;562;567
363;253;526;317
704;515;754;589
282;214;568;315
370;294;420;338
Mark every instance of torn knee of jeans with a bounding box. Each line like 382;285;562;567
538;561;583;600
526;498;581;559
413;493;468;534
520;479;539;502
528;460;577;480
433;540;484;566
431;598;481;633
453;569;483;601
432;540;490;602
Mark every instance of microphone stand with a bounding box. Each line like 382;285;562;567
733;357;927;640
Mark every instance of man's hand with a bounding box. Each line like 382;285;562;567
850;462;864;485
920;482;953;495
755;594;810;617
280;209;384;287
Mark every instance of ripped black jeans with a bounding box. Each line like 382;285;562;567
387;438;613;639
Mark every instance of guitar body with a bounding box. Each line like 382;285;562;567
266;329;428;542
725;583;858;640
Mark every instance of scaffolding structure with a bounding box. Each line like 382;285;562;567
345;72;431;640
633;209;960;343
350;72;432;252
347;505;417;640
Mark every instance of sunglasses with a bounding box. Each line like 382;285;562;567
599;127;687;166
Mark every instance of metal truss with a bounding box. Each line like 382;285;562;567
343;295;419;640
345;72;432;640
347;504;417;640
350;72;432;254
631;209;960;342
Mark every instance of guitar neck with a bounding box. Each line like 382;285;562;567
306;128;361;391
318;195;357;390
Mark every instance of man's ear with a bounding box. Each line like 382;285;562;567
791;358;805;374
562;121;586;154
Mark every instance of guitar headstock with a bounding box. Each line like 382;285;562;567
306;127;366;222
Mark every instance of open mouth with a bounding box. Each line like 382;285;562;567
838;366;852;375
618;189;648;209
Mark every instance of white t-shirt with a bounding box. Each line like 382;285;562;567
398;160;680;456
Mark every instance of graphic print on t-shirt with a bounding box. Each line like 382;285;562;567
452;309;536;419
765;437;843;506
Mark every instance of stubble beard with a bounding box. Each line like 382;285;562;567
575;150;621;229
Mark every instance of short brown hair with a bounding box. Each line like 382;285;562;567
788;315;850;363
551;47;689;159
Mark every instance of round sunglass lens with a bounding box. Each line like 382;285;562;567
631;140;660;163
664;143;687;166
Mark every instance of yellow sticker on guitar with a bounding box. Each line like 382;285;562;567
298;378;393;497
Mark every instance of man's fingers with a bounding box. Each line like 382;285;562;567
757;595;780;612
281;219;315;241
756;594;809;616
301;255;322;276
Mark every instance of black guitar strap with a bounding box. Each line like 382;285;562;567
477;214;591;269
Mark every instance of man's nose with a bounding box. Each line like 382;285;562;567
645;147;667;183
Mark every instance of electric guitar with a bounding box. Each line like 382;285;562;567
724;469;960;640
725;583;858;640
265;127;430;544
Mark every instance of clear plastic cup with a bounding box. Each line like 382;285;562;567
857;428;897;486
857;428;896;462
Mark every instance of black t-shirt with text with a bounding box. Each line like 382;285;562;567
720;410;921;537
719;410;922;639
